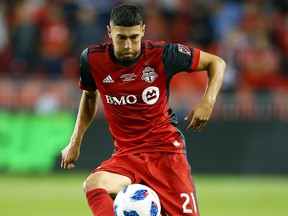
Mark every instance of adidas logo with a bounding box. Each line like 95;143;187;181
103;75;114;83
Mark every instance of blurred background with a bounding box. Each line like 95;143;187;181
0;0;288;215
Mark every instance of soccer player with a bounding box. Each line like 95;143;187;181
61;4;226;216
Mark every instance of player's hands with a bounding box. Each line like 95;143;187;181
185;99;214;132
61;141;81;170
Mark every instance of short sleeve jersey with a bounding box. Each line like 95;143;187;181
79;40;200;154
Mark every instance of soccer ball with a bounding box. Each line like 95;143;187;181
113;184;161;216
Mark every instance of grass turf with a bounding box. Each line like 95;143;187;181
0;172;287;216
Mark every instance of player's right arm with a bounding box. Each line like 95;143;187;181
61;89;99;169
61;47;99;169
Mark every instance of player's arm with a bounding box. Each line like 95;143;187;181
61;90;100;169
185;51;226;131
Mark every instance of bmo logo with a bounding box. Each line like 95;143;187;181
142;86;159;105
105;95;137;105
104;86;160;105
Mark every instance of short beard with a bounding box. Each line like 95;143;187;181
120;57;134;64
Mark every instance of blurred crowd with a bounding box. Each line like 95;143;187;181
0;0;288;93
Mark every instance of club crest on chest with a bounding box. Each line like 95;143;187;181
141;66;158;83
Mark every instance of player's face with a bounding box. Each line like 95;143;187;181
108;24;145;63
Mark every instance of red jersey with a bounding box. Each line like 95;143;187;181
78;40;200;154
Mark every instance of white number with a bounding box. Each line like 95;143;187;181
180;193;192;213
180;193;198;214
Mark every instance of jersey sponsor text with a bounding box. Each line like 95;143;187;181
105;95;137;105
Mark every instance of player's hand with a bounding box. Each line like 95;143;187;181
185;99;214;132
61;142;80;170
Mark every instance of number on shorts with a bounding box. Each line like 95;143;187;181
180;193;198;214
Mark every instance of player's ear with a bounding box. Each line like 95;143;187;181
141;24;146;37
107;25;112;38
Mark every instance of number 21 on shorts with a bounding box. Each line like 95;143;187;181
180;192;198;214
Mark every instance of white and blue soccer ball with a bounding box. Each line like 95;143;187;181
113;184;161;216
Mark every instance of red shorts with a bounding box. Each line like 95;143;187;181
93;152;200;216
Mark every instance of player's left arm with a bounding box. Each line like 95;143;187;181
185;50;226;131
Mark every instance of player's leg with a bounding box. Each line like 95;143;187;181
83;171;131;216
83;170;131;196
142;153;200;216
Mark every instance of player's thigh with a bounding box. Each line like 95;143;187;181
148;153;199;215
84;171;132;196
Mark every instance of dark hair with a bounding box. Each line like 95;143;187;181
110;4;143;27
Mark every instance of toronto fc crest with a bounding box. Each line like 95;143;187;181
141;66;158;83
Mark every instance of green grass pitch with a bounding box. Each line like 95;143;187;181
0;173;287;216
